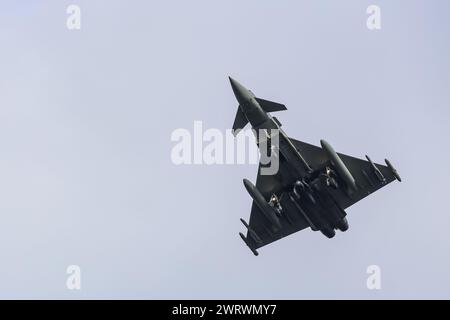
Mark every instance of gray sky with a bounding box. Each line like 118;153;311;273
0;0;449;299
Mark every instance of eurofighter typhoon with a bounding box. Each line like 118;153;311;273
230;77;401;256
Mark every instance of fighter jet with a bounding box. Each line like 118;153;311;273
229;77;401;256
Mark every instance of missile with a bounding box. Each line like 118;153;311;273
320;140;357;192
239;232;259;256
365;155;386;183
240;218;263;245
243;179;282;230
385;159;402;182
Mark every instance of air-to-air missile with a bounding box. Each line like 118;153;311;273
240;218;263;245
365;155;386;183
239;232;259;256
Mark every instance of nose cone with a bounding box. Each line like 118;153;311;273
229;77;253;105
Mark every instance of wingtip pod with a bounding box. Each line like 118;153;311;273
239;232;259;256
385;159;402;182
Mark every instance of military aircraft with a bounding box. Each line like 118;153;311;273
229;77;401;256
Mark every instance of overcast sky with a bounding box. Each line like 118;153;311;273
0;1;449;299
